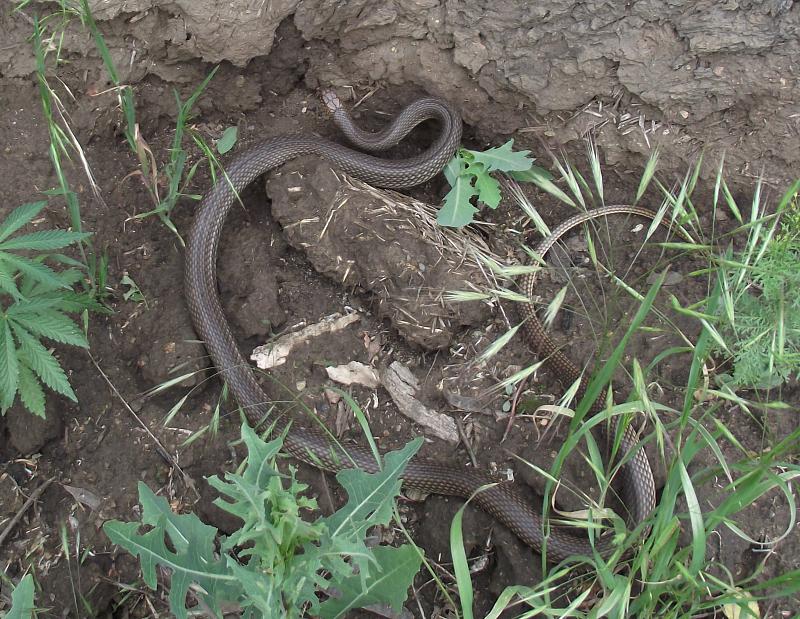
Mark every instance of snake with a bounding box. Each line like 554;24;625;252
184;91;658;563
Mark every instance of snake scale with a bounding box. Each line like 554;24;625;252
185;92;657;563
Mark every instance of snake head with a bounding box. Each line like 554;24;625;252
321;89;342;114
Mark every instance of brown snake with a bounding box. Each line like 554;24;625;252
185;92;659;562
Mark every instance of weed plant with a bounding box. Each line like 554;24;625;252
443;145;800;617
104;423;424;618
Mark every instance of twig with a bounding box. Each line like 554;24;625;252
0;476;56;549
88;351;199;498
455;417;477;468
52;94;108;208
501;376;528;443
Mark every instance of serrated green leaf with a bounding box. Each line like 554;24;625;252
0;253;68;290
4;291;103;321
17;363;46;417
49;253;90;269
9;309;88;348
0;262;23;301
438;178;478;228
216;126;238;154
443;154;467;185
325;438;422;550
0;202;47;243
13;325;77;402
6;573;36;619
103;483;238;619
104;425;424;618
0;320;19;412
0;229;90;251
475;170;502;209
208;423;329;614
319;544;423;618
22;267;84;298
467;140;533;173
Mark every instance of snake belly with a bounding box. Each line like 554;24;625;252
184;93;655;563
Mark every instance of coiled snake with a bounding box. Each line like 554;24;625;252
184;92;657;562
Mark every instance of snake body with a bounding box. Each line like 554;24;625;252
185;93;657;562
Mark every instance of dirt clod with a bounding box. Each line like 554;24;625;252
267;157;493;349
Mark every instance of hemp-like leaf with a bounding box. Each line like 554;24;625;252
1;253;68;291
0;201;47;243
0;320;19;412
0;229;90;252
17;363;46;418
13;324;77;402
9;308;88;348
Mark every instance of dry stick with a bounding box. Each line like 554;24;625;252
51;95;108;208
501;375;529;444
0;476;56;549
87;351;199;498
454;417;478;468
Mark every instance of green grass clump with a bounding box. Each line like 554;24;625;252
0;202;99;417
444;147;800;617
27;0;234;246
714;181;800;388
104;424;424;618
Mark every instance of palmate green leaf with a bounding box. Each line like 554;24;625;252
0;262;23;301
12;324;77;402
467;140;533;173
5;289;106;323
20;267;85;300
0;229;90;252
0;319;20;412
0;201;47;243
17;363;46;417
8;308;88;347
0;253;67;290
6;573;36;619
103;483;240;619
438;176;478;227
319;545;423;618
